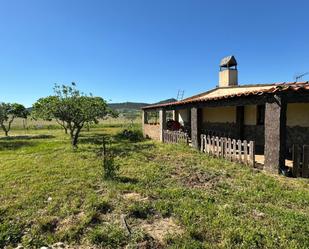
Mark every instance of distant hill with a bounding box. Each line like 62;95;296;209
27;98;178;114
108;102;148;110
152;98;178;105
108;98;177;111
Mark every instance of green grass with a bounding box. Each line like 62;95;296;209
10;116;140;130
0;125;308;248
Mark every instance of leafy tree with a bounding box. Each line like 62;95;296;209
31;96;69;134
0;103;28;136
32;83;108;148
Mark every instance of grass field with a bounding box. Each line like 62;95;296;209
0;125;309;248
9;117;140;130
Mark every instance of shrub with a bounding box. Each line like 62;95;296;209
102;137;119;179
116;128;143;142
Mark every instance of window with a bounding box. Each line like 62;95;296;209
257;105;265;125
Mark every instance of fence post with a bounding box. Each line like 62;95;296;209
226;138;231;160
302;145;309;178
232;139;237;161
243;140;248;164
200;134;204;152
292;144;301;177
221;138;225;158
249;141;255;167
215;137;219;157
210;137;215;155
237;140;242;162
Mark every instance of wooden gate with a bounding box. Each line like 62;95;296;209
200;134;255;167
292;144;309;178
163;130;189;144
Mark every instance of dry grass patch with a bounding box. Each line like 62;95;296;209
56;212;86;233
140;217;184;244
122;192;148;202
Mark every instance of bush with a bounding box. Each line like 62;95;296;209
116;128;143;142
102;137;119;179
103;152;119;180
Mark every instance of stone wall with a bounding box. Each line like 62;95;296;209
201;122;239;139
286;126;309;148
143;124;160;141
244;125;264;154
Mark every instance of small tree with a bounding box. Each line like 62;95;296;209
33;83;108;148
0;103;28;136
32;96;69;134
102;136;119;179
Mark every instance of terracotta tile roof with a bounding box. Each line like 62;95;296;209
142;81;309;109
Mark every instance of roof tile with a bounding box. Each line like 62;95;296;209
142;82;309;109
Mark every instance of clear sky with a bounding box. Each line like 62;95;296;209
1;0;309;107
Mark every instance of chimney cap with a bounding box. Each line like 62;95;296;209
220;55;237;68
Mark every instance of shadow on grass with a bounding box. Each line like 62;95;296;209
0;140;37;150
79;133;106;145
0;134;55;140
0;135;55;151
114;175;139;184
111;142;155;157
79;132;155;157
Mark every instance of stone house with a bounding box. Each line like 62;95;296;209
142;56;309;174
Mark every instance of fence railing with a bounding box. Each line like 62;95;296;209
292;144;309;178
163;130;189;144
200;134;255;167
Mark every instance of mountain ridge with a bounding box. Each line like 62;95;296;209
108;98;177;110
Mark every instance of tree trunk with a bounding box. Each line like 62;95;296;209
71;127;82;149
72;135;78;149
70;129;74;139
56;119;68;135
1;123;9;136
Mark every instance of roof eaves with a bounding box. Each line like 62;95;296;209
141;82;309;110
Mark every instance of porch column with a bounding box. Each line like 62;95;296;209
159;109;166;142
236;106;244;140
191;107;202;149
264;95;287;173
142;110;148;137
172;110;179;121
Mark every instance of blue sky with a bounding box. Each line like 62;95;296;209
0;0;309;107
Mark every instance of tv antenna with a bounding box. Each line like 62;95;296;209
294;72;309;82
176;89;185;100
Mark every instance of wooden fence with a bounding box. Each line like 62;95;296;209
163;130;189;144
292;144;309;178
200;134;255;166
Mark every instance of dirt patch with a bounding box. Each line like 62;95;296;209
172;167;223;189
122;192;148;202
56;212;85;232
140;218;184;244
